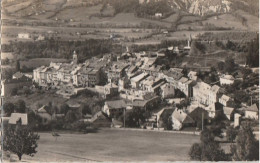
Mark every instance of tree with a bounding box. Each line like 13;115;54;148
3;102;15;116
11;87;18;96
59;103;70;115
16;60;20;71
14;100;26;113
231;124;259;161
65;110;80;123
226;126;238;143
3;125;40;161
189;143;202;161
224;57;236;74
189;129;229;161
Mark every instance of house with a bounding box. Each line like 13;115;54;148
205;102;223;118
219;94;234;107
171;109;194;130
160;83;175;99
223;107;235;120
104;82;119;98
177;77;196;97
209;85;221;106
18;33;30;39
193;82;211;106
162;69;183;88
36;105;52;125
234;113;241;127
155;13;163;17
111;119;123;128
220;74;235;85
107;62;129;83
90;111;111;128
130;72;149;89
12;72;25;79
103;100;126;118
188;71;198;81
188;107;209;128
9;113;28;125
158;107;175;129
244;104;259;119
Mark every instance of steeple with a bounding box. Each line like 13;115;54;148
73;50;78;64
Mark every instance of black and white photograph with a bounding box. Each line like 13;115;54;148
0;0;259;162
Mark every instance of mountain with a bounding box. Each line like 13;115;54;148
141;0;258;16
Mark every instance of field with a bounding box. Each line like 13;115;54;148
15;129;200;162
20;58;69;69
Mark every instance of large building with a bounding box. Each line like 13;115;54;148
33;52;101;88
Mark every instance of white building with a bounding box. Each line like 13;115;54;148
18;33;30;39
244;104;259;120
220;74;235;85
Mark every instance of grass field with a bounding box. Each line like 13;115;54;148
16;129;200;162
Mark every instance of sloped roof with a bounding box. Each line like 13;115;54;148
131;73;148;82
179;77;189;83
245;104;258;112
220;94;231;102
9;113;28;125
106;100;126;109
223;107;234;115
38;105;49;113
211;85;220;93
172;109;194;124
221;74;235;80
13;72;24;79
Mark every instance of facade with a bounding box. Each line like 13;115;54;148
103;100;126;118
219;94;233;107
244;104;259;119
171;109;194;130
220;74;235;85
160;83;175;99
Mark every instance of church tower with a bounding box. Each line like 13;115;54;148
73;50;78;64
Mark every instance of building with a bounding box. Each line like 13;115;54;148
103;100;126;118
9;113;28;125
177;77;196;98
188;71;198;81
107;62;129;83
223;106;235;120
205;102;223;118
18;33;30;39
130;72;149;89
244;104;259;120
90;111;111;128
160;83;175;99
171;109;194;130
220;74;235;85
219;94;234;107
155;13;163;17
193;82;211;106
104;82;119;98
36;105;52;125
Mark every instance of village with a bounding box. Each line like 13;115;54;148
1;36;259;137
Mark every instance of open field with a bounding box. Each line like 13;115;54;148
16;129;200;162
20;58;69;69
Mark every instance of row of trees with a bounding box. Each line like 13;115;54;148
189;124;259;161
3;100;27;116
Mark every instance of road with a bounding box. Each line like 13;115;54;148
18;128;199;162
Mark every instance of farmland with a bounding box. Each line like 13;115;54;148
6;129;200;162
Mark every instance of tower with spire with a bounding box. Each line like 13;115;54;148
72;50;78;64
